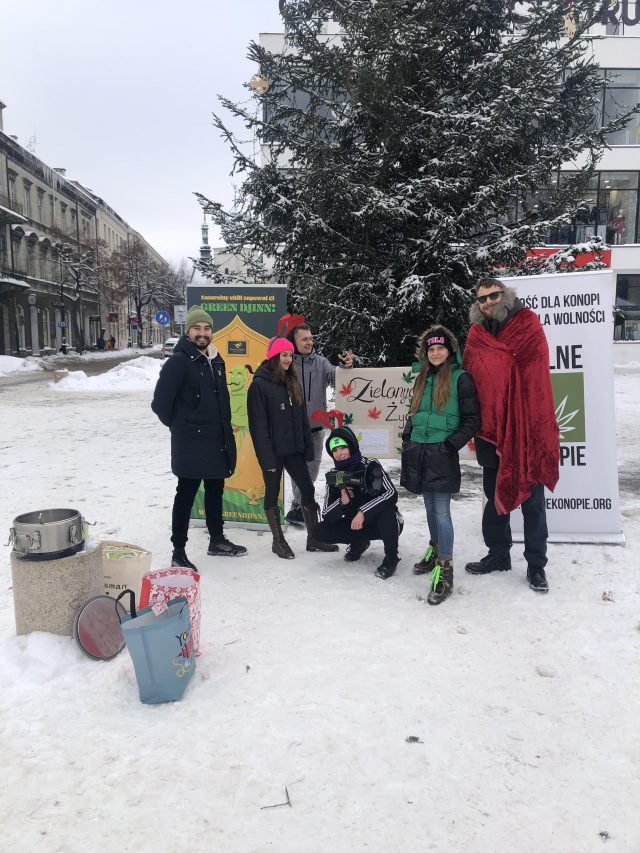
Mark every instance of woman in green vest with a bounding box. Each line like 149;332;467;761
400;325;480;604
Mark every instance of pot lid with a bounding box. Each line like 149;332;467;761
73;595;126;661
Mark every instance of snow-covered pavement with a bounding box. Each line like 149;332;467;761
1;360;638;852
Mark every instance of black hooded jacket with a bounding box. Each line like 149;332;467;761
151;336;236;479
247;362;313;471
321;427;398;524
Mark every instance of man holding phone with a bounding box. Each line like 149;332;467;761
284;321;354;526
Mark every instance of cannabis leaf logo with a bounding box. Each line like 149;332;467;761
343;412;353;425
402;370;413;384
367;406;382;420
339;382;353;397
555;395;579;436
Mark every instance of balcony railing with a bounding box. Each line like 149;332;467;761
0;192;24;215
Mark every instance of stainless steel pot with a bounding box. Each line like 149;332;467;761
9;508;84;560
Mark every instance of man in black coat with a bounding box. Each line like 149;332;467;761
152;306;246;569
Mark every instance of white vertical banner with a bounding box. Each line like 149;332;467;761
505;270;623;544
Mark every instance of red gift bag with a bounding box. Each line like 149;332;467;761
139;568;201;655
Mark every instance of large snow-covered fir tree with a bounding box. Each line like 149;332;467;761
196;0;635;363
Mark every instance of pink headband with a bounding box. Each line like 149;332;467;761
267;337;295;359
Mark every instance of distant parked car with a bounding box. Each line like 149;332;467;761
160;337;180;359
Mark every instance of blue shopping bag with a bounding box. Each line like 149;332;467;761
116;589;196;704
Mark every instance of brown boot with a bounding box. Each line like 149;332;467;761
427;559;453;605
265;506;295;559
302;503;339;553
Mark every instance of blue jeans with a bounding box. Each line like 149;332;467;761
422;491;454;558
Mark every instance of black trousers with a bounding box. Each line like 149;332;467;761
171;477;224;547
482;465;548;570
314;502;400;559
263;453;315;511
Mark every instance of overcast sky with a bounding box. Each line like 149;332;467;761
0;0;284;264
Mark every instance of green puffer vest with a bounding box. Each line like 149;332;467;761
410;362;465;444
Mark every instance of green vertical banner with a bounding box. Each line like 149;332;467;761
187;283;288;529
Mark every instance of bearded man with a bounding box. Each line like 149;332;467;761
462;277;559;593
152;306;247;569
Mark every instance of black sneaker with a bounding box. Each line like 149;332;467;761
285;507;305;527
344;540;370;562
527;567;549;593
375;555;399;580
465;554;512;574
207;535;247;557
171;548;197;571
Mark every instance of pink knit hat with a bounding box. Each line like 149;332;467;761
266;337;295;359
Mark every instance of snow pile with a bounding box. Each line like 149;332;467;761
53;356;161;392
37;346;156;367
0;355;43;377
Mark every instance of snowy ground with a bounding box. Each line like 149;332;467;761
1;360;639;852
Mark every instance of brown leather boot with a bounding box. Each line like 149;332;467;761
265;506;295;559
302;503;339;553
427;559;453;605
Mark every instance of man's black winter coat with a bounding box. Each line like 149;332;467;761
247;362;313;471
151;336;237;479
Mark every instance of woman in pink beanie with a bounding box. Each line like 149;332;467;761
248;338;338;559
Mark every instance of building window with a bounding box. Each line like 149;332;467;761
36;189;45;223
615;273;640;340
39;245;48;278
60;203;67;229
8;173;16;205
26;242;36;275
42;307;51;347
546;171;639;246
0;233;6;268
23;181;32;218
16;304;26;350
599;69;640;146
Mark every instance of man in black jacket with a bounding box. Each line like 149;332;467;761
314;426;403;579
152;306;246;569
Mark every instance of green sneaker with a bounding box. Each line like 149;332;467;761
427;560;454;606
413;542;438;575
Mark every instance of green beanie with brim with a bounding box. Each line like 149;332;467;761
185;306;213;333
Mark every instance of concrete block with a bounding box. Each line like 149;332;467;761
11;542;103;636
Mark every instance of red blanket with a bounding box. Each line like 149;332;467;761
463;309;559;514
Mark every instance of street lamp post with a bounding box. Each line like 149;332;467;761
57;251;67;354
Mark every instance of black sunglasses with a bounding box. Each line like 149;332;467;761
477;290;503;305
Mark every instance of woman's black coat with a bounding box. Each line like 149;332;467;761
400;372;480;494
151;336;237;479
247;362;313;471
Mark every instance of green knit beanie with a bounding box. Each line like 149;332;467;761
185;306;213;333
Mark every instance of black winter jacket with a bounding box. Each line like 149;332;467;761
400;371;479;494
247;362;313;471
151;336;236;479
321;457;398;524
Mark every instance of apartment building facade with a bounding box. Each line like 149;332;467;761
0;101;168;356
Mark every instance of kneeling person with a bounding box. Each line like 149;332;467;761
315;427;402;579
